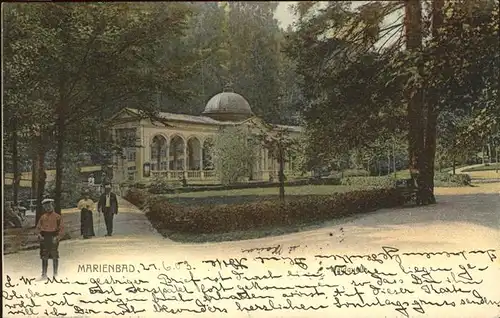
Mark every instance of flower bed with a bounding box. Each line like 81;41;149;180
145;188;405;235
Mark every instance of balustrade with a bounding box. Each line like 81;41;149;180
151;170;216;180
149;169;296;181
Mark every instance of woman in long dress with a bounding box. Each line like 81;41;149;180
78;190;95;239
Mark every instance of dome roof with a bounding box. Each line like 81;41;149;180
202;87;253;121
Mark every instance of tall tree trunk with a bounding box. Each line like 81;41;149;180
487;143;491;164
12;118;19;205
482;146;485;164
387;149;391;175
422;107;438;204
404;0;425;204
452;142;456;175
31;152;37;200
392;141;396;177
278;144;285;202
496;146;499;172
35;134;47;226
54;115;66;215
420;0;444;205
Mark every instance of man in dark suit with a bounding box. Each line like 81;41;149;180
97;184;118;236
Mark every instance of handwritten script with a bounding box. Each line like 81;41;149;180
3;246;499;317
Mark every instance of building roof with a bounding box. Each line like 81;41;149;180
117;108;303;132
202;87;254;121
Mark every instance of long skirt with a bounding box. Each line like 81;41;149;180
40;233;59;260
80;209;95;238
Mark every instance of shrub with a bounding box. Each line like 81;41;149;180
340;176;394;188
434;172;471;187
149;179;178;194
341;173;471;188
124;188;151;209
146;188;405;234
46;163;86;209
211;126;258;185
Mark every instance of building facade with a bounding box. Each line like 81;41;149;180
109;89;304;184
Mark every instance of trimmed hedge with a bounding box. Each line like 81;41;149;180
341;173;471;188
145;188;405;234
341;176;394;188
434;172;471;187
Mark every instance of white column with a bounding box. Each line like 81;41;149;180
264;148;269;170
183;139;187;171
137;127;144;180
144;135;150;163
260;147;264;170
166;142;170;171
199;145;203;170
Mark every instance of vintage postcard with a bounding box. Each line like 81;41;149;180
2;1;499;317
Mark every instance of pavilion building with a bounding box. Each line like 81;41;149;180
108;88;304;184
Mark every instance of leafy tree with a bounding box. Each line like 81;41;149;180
45;154;83;209
436;109;477;173
3;3;196;220
252;122;300;201
163;2;297;124
285;1;406;167
285;0;498;204
211;126;258;185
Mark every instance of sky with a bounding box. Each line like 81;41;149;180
274;1;403;29
273;1;404;48
275;1;298;29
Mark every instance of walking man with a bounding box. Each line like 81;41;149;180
98;184;118;236
36;198;64;279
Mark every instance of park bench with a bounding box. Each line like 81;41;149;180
394;178;417;205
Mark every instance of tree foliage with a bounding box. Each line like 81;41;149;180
285;2;406;166
251;121;301;200
211;126;258;185
162;2;299;124
285;0;499;203
3;3;196;218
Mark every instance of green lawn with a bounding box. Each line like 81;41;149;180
390;165;472;178
165;184;366;198
162;184;372;207
441;164;468;173
462;163;500;172
389;169;411;179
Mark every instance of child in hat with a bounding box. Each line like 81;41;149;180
36;198;64;278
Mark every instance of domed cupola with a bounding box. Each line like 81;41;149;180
202;85;253;121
